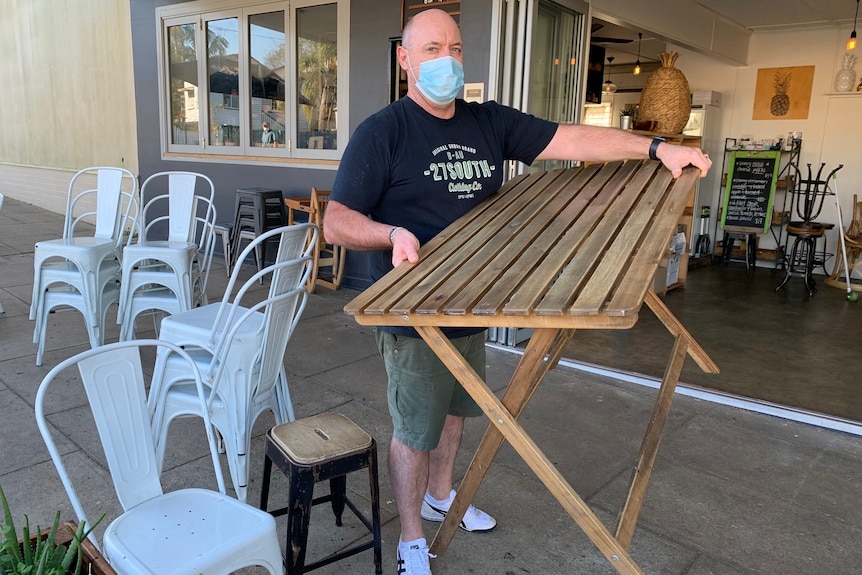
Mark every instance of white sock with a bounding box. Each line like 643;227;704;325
425;489;455;508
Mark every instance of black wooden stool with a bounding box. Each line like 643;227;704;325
231;187;288;269
260;413;383;575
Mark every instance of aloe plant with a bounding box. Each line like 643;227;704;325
0;484;101;575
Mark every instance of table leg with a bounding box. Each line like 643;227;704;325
430;328;575;555
608;291;718;547
416;326;645;575
615;334;687;548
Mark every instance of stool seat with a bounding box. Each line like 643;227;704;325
271;412;372;464
260;413;383;575
786;221;825;236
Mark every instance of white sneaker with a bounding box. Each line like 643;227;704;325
396;538;434;575
420;490;497;532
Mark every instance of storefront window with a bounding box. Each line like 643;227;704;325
158;1;348;161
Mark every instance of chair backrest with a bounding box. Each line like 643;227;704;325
139;171;218;288
34;339;226;541
64;167;139;245
789;163;830;224
139;171;216;245
209;222;318;340
204;224;317;405
310;187;330;229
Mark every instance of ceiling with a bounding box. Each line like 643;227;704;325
593;0;856;68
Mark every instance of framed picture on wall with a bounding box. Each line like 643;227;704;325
752;66;815;120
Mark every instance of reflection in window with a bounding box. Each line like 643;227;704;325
168;23;200;146
297;4;337;150
250;12;285;148
207;17;239;147
159;1;346;158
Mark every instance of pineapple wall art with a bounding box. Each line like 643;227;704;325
752;65;815;120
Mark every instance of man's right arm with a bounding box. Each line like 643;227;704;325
324;201;420;266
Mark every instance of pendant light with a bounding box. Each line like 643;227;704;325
633;33;642;75
603;56;617;94
849;0;860;50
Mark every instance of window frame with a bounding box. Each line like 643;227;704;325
156;0;349;164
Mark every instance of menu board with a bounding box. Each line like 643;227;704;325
403;0;460;28
720;151;781;234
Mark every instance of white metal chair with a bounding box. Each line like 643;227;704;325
29;167;139;365
118;171;217;341
34;339;284;575
149;223;317;502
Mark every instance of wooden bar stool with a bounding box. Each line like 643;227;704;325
259;413;383;575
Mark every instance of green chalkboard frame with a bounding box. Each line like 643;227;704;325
720;150;782;234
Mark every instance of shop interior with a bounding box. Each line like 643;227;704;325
533;16;862;430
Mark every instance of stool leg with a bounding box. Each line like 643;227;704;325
260;452;273;511
368;446;383;575
804;238;816;296
287;469;315;575
776;237;801;292
720;236;734;267
329;476;346;526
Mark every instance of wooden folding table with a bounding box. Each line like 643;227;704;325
344;160;719;575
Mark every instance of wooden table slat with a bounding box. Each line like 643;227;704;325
346;171;540;316
444;165;603;315
535;162;655;316
390;170;574;316
605;175;698;315
564;166;675;315
498;161;638;316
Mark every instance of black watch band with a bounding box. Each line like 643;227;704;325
649;137;666;161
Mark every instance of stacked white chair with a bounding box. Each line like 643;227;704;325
29;167;139;365
35;339;285;575
117;171;216;341
148;223;317;502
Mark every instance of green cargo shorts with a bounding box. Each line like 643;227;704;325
376;330;485;451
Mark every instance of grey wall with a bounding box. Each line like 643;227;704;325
129;0;494;289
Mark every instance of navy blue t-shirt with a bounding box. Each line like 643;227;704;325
331;96;558;337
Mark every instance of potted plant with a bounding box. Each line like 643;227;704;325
619;104;637;130
0;484;113;575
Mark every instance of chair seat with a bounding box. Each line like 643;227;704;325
158;302;263;347
104;488;280;575
271;412;373;465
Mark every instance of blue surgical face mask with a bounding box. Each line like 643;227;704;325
410;55;464;105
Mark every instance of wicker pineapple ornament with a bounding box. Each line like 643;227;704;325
638;52;691;134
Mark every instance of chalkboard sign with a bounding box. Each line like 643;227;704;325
720;150;781;233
